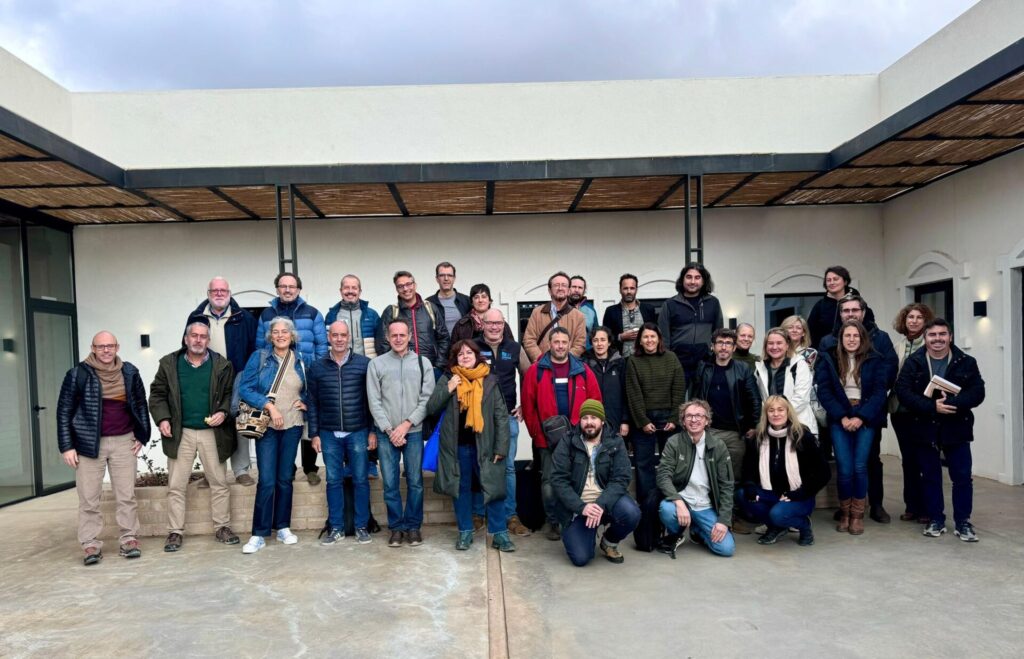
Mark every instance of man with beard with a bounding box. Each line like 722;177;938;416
523;271;587;362
658;262;724;382
569;275;598;352
601;273;656;358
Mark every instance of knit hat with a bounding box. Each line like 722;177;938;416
578;399;605;422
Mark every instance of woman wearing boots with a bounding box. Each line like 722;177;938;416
814;320;887;535
736;396;830;546
427;340;515;552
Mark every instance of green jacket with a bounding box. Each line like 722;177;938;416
427;374;510;504
149;349;236;462
656;431;734;525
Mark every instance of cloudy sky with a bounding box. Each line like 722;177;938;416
0;0;980;91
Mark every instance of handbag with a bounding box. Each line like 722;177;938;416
422;409;445;472
541;369;577;448
236;350;292;439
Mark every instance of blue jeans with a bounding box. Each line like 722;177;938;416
658;501;735;557
321;429;370;531
735;486;816;532
562;495;641;567
456;445;506;534
376;429;424;531
473;416;519;521
918;441;973;526
831;423;873;500
252;425;303;536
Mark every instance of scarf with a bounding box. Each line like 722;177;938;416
469;309;484;332
84;353;126;401
451;363;490;433
759;426;802;492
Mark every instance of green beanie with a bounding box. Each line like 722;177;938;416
579;399;606;422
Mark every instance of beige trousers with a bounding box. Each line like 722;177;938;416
167;428;230;533
77;432;139;550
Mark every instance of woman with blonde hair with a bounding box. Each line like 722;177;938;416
752;328;817;432
780;315;818;369
736;395;830;546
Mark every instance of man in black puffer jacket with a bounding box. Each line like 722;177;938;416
307;320;377;544
56;330;151;566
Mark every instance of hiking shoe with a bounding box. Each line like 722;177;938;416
388;530;404;547
599;538;624;564
491;531;516;553
196;477;210;489
870;505;892;524
163;533;183;553
507;515;532;537
656;533;686;559
545;523;561;541
456;530;473;551
923;522;947;538
321;529;345;546
899;511;919;522
276;528;298;545
757;527;788;545
215;526;240;545
798;528;815;546
407;529;423;546
83;546;102;566
119;539;142;559
306;471;321;486
732;517;754;535
954;521;979;542
242;536;265;554
235;473;255;487
355;528;372;544
472;515;485;534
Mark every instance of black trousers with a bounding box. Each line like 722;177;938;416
868;428;884;507
301;438;319;474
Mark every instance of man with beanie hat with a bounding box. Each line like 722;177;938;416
550;398;640;566
149;318;239;552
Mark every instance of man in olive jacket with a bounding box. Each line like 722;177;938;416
551;400;640;566
149;319;238;552
656;399;736;557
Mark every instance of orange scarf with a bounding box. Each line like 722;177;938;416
451;363;490;433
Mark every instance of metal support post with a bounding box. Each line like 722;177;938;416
276;184;299;274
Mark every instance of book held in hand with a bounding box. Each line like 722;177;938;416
924;375;961;397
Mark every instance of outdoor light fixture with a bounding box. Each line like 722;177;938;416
728;317;738;329
973;301;988;318
140;334;151;348
2;338;14;353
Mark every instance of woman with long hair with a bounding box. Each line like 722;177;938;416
583;326;629;438
781;315;818;369
814;320;887;535
890;303;936;522
752;328;817;433
427;340;514;552
736;396;830;546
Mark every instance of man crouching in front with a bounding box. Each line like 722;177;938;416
550;399;640;566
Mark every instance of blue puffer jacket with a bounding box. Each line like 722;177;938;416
306;352;372;438
814;348;888;428
324;299;381;356
255;296;328;363
189;298;257;374
239;349;309;411
56;361;151;458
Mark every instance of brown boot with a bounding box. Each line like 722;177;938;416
849;498;866;535
836;499;851;533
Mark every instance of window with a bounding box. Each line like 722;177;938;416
914;279;954;336
765;293;819;329
638;298;668;326
517;301;546;342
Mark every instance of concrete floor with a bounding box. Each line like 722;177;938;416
1;456;1022;658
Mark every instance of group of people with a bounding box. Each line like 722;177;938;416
55;261;985;567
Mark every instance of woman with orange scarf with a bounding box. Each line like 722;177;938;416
427;339;514;552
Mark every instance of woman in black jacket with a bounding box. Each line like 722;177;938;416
583;326;629;438
807;266;875;349
736;396;830;547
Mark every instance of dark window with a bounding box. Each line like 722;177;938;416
517;301;546;343
765;293;819;329
639;298;668;326
914;279;954;337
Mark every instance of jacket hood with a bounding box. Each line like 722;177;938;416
537;352;587;377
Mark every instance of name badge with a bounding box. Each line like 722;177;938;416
554;377;569;384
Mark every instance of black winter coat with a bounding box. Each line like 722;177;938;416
306;352;373;438
376;297;451;369
57;361;151;459
427;290;472;318
583;351;627;431
657;294;724;374
807;287;876;350
814;349;888;427
895;346;985;444
188;298;257;374
739;427;830;501
688;359;762;433
551;427;633;527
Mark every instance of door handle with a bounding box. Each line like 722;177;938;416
33;405;47;412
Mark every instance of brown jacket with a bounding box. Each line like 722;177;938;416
522;303;587;362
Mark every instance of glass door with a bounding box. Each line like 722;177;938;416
0;221;34;505
29;310;77;490
914;279;955;336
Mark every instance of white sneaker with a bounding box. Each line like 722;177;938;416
242;536;265;554
276;528;298;545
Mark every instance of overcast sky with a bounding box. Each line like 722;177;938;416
0;0;980;91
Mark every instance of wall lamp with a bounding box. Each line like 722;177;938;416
140;334;151;348
728;317;738;329
2;338;14;353
973;301;987;318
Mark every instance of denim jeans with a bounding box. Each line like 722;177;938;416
321;429;370;531
473;416;519;521
891;412;924;515
918;441;973;526
735;486;816;532
658;500;735;557
562;495;641;567
376;429;424;531
456;445;506;534
831;423;874;499
252;425;303;536
629;427;671;505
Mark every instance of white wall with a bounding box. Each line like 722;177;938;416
0;46;72;138
74;204;883;469
882;147;1024;484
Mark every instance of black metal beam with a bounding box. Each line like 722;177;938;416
0;198;77;231
694;175;704;264
568;178;592;212
485;181;495;215
387;183;409;216
683;175;691;261
650;176;687;209
290;185;325;218
709;173;758;207
208;187;259;220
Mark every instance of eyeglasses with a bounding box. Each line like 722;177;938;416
396;282;416;290
482;320;504;326
208;288;230;295
683;413;706;421
92;344;118;351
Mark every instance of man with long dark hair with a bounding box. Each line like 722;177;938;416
657;262;723;382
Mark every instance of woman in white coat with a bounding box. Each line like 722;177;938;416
753;328;817;433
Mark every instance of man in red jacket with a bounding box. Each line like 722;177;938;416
522;327;602;541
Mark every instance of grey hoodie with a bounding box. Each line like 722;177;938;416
366;349;435;433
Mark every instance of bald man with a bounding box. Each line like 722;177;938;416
57;331;152;565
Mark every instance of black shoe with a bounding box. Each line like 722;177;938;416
655;533;686;559
407;529;423;546
689;529;704;546
870;505;891;524
387;530;403;547
545;523;561;541
798;527;815;546
163;533;183;553
757;527;789;545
